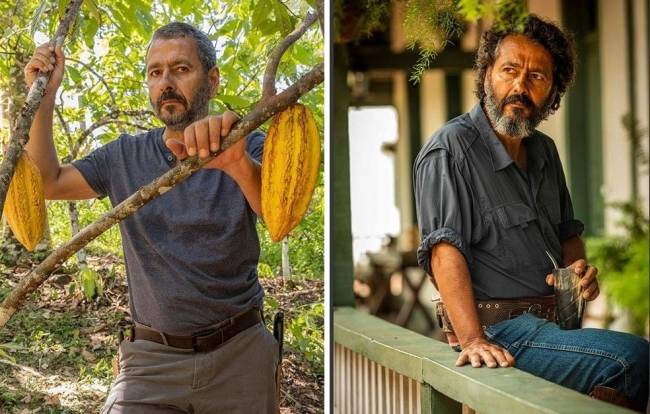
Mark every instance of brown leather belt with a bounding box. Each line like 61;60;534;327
434;296;557;336
119;307;262;352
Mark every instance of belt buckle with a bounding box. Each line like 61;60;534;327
527;303;542;317
191;328;220;352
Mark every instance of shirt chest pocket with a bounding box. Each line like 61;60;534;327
488;201;541;268
495;202;537;229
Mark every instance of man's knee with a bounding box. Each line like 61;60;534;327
593;334;649;411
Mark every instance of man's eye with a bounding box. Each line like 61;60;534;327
530;73;545;81
503;67;516;74
149;70;160;77
177;66;188;72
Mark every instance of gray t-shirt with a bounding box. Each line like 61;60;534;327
73;127;265;335
413;103;584;300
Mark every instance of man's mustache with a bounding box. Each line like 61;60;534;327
500;94;534;111
157;90;187;107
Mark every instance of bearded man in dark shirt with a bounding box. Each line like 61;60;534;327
414;15;648;412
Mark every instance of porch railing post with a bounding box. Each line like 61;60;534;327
420;383;462;414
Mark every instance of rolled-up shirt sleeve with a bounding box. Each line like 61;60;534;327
71;138;119;199
245;131;265;164
413;149;473;276
558;187;584;241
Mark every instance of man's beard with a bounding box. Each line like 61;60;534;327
150;82;212;131
484;82;553;138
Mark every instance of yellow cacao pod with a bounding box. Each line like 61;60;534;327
261;104;321;242
3;152;46;251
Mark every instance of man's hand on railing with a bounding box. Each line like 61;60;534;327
455;337;516;368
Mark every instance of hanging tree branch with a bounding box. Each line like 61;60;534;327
65;56;117;107
0;10;323;330
262;11;318;99
71;109;154;156
0;0;84;218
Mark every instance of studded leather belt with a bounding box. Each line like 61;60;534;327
434;296;557;336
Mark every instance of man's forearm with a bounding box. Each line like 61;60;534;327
431;242;484;346
561;235;586;267
223;153;262;215
24;95;62;186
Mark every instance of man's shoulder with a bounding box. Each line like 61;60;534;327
415;113;478;168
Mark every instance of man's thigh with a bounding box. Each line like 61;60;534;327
101;339;195;413
101;322;279;414
484;313;649;404
191;322;280;414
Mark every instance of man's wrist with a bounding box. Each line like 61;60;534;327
459;332;487;348
37;94;56;110
222;152;257;181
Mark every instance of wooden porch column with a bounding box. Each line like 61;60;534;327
332;43;355;307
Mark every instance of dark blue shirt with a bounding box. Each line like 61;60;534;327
73;128;265;335
413;104;584;300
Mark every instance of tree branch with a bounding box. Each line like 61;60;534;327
65;56;117;107
0;0;83;219
71;109;153;156
0;26;324;330
316;0;324;36
54;105;74;150
262;11;318;99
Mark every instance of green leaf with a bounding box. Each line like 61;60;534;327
80;267;97;301
272;0;295;35
216;94;250;108
67;66;82;84
82;17;100;49
84;0;102;23
0;346;16;363
29;0;48;39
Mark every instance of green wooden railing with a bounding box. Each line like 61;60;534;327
334;307;635;414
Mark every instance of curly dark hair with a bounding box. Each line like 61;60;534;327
474;14;576;112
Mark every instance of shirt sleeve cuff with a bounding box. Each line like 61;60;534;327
70;160;107;199
558;219;584;242
417;227;472;276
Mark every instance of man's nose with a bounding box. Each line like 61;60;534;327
158;69;176;92
511;71;530;96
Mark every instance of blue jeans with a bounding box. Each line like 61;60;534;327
482;313;649;410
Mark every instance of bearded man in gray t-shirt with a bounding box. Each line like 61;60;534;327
24;22;279;413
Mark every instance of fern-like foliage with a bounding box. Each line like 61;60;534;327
403;0;528;82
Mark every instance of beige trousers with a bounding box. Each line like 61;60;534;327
101;322;279;413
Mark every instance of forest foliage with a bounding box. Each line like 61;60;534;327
0;0;324;410
1;0;324;283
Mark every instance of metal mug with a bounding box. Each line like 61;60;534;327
553;267;585;330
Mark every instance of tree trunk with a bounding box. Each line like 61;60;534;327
67;201;86;267
281;237;291;278
0;0;84;218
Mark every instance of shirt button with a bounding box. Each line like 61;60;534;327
167;155;173;161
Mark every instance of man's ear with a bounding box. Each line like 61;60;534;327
208;66;220;97
483;66;492;92
547;85;558;110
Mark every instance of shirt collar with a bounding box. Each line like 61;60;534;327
153;127;177;166
469;103;513;171
469;103;548;172
524;132;548;172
